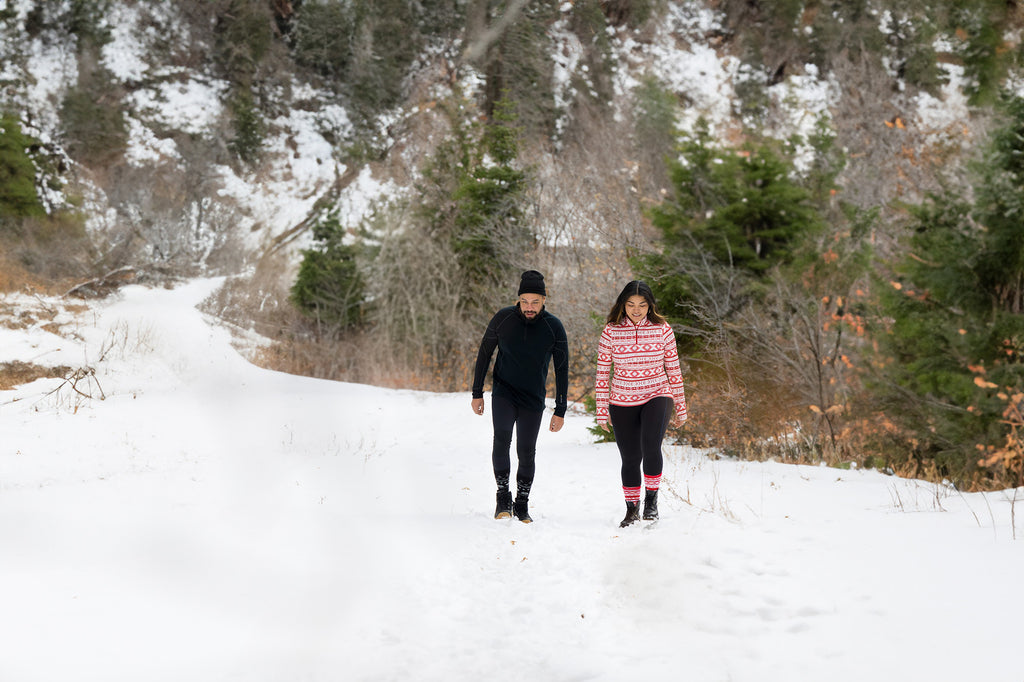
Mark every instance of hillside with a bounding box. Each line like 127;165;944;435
0;1;987;286
4;0;1024;487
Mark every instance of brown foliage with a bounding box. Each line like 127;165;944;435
972;369;1024;490
1;214;94;287
0;246;53;293
0;361;73;391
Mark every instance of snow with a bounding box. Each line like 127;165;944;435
124;116;182;165
549;10;584;139
1;0;981;269
1;4;1020;675
612;2;740;136
19;36;78;134
334;166;402;237
102;3;155;83
128;77;228;137
914;63;972;133
2;281;1023;682
0;1;73;133
761;64;841;172
11;1;360;258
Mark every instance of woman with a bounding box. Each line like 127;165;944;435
595;281;688;527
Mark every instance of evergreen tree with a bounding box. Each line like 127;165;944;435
636;122;864;460
946;0;1010;105
973;96;1024;316
0;115;46;222
871;95;1024;483
478;1;560;138
416;95;532;314
451;97;530;300
291;213;365;335
642;120;824;332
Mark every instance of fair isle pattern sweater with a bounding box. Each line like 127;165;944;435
595;317;688;425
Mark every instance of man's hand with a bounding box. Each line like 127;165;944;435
549;415;564;432
471;398;485;415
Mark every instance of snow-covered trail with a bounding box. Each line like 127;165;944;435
1;280;1022;682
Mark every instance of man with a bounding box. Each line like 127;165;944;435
471;270;569;523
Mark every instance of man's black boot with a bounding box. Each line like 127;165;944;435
619;501;641;528
494;475;512;519
513;479;533;523
642;489;659;521
495;491;513;519
513;497;533;523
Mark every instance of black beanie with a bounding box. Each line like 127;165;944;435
518;270;547;296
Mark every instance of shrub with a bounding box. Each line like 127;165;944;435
7;211;93;282
291;0;445;121
947;0;1009;105
227;90;265;164
60;75;127;166
290;1;352;80
882;12;947;95
600;0;655;27
213;0;275;86
482;1;560;138
24;0;112;48
635;120;875;463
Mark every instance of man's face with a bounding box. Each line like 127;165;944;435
518;294;545;319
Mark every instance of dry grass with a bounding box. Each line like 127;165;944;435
0;249;63;294
251;329;475;392
0;230;96;297
0;361;73;391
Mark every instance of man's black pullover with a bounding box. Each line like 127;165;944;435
472;305;569;417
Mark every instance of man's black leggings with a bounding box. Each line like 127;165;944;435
491;394;543;489
609;397;672;488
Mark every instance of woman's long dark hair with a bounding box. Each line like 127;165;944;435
606;280;667;325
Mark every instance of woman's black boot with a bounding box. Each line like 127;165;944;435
619;501;640;527
642;489;659;520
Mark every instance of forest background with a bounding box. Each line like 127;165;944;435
3;0;1024;491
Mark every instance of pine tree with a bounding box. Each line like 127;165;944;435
635;123;864;458
0;115;46;222
290;213;365;335
642;121;824;331
870;95;1024;483
450;97;530;301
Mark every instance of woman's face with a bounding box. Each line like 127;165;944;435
624;295;648;323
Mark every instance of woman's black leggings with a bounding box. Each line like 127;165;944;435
609;397;672;488
491;394;543;488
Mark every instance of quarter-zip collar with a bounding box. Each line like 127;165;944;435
621;315;650;344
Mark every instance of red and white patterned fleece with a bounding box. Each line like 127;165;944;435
595;317;688;425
